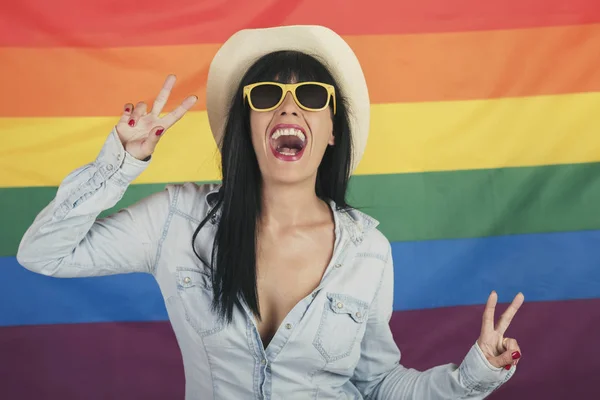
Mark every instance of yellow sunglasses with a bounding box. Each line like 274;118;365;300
243;81;336;114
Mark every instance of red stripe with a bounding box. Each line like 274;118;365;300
0;299;598;398
2;0;599;47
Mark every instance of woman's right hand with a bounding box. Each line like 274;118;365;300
116;74;197;161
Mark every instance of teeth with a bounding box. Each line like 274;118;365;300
271;128;306;142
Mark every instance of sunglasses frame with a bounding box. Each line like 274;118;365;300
243;81;336;114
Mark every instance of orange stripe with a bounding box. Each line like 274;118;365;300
2;24;599;117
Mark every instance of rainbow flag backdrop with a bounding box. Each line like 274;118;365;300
1;1;599;398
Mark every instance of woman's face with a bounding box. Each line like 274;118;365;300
249;80;335;185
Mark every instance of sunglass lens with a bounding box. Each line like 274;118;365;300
296;84;329;109
250;84;283;109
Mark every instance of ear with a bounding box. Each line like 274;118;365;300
328;130;335;146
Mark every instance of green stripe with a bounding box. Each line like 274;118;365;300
2;162;600;257
1;184;169;258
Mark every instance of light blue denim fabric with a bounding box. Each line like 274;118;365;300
17;129;515;399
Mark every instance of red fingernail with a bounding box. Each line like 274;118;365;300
505;365;511;370
156;129;164;136
128;119;135;127
512;351;521;360
125;107;130;112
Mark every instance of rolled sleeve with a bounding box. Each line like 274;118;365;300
95;127;150;187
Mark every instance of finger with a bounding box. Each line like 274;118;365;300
481;291;498;335
161;95;198;128
118;103;134;125
496;292;525;336
495;338;521;370
128;102;147;127
140;125;166;156
151;74;177;116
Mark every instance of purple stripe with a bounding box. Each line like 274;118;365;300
0;322;184;399
391;298;600;399
1;299;598;399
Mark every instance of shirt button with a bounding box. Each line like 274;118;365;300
355;312;362;318
334;263;342;268
106;164;114;171
337;302;344;309
311;292;318;298
261;359;267;365
183;277;191;284
285;323;292;330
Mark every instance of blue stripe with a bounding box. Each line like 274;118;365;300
0;263;167;326
2;229;599;326
392;229;600;310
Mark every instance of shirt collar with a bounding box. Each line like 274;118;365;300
204;186;379;245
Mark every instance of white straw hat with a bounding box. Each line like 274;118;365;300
206;25;370;174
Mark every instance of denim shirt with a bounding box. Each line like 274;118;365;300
17;129;514;399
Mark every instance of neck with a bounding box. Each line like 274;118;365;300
260;177;328;228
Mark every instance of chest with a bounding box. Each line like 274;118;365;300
160;221;388;382
255;227;335;347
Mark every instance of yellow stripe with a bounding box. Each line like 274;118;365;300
1;91;599;188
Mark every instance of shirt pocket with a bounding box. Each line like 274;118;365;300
176;267;224;337
313;293;369;363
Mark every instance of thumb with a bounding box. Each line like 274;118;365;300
490;338;521;369
492;350;517;369
140;126;166;156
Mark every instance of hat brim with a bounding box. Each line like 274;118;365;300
205;25;370;174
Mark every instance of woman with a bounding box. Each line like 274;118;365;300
17;25;523;399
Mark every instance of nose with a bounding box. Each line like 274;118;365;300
277;92;301;116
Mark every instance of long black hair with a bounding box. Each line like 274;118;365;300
192;51;354;323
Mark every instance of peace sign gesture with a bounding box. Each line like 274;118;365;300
477;291;524;370
116;74;197;161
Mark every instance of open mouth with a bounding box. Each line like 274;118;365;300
269;127;307;161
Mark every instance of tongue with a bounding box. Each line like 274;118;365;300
278;147;298;155
273;135;304;154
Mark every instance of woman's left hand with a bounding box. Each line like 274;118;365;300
477;291;524;370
